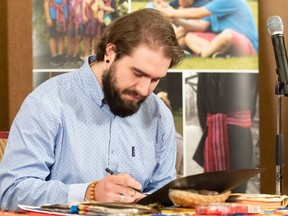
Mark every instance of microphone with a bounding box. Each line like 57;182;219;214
267;16;288;96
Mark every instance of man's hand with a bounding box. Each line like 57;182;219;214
85;173;146;203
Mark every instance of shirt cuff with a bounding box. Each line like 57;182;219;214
68;183;90;203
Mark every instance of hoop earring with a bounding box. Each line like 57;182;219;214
106;59;110;63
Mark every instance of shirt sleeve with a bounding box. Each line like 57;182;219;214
0;95;69;210
68;183;90;202
143;105;177;193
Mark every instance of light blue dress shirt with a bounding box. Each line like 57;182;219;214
0;57;177;210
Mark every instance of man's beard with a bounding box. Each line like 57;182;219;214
102;63;147;117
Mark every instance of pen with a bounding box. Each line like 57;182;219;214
105;167;142;193
105;167;114;175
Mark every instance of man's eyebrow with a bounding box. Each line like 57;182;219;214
132;67;166;80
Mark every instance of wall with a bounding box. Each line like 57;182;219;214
259;1;288;194
0;0;288;193
0;1;9;129
0;0;32;131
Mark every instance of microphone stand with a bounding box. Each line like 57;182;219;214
275;79;285;195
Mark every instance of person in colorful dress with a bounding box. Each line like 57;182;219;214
66;0;85;67
44;0;68;66
82;0;115;60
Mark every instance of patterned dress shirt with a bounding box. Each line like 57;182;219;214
0;56;177;210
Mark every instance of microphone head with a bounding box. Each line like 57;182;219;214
267;16;284;36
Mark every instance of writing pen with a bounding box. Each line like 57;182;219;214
105;167;142;193
105;167;115;175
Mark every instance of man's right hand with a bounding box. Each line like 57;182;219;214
85;173;146;203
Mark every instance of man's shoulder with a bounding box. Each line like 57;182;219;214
30;72;77;101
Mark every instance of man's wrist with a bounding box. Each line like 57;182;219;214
85;180;98;201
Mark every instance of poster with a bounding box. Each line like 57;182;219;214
33;0;259;193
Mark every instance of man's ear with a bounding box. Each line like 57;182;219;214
105;43;117;62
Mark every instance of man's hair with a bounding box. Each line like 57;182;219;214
95;8;184;68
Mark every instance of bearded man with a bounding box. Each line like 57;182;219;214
0;8;184;210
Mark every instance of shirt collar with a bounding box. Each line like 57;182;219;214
77;55;106;107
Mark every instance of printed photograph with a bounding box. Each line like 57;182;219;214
131;0;258;70
33;0;129;70
184;70;259;193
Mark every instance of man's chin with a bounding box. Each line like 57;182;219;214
113;106;140;117
121;97;141;106
122;95;142;103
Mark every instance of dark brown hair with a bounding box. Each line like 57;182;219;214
95;8;184;68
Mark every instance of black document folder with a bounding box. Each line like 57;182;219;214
137;168;263;206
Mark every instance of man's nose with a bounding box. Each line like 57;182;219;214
135;77;151;96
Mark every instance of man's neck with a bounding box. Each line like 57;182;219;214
90;61;106;88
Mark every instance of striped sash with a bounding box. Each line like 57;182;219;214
203;110;252;172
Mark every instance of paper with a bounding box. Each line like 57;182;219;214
18;205;71;215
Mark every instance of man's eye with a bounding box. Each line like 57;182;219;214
151;78;161;83
134;72;142;77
